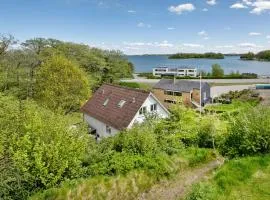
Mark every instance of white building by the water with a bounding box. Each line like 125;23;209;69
153;66;197;77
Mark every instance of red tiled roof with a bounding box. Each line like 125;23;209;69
81;84;150;130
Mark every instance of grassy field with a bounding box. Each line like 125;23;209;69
204;100;257;114
185;154;270;200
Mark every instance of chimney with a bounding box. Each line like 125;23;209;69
102;89;105;95
132;97;136;103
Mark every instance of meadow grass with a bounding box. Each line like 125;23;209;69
30;148;216;200
185;154;270;200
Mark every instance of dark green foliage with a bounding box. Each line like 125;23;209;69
241;50;270;61
169;52;224;59
240;52;255;60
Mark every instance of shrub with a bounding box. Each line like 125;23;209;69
220;106;270;158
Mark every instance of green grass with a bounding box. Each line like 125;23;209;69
204;100;256;114
118;81;153;90
30;148;216;200
185;154;270;200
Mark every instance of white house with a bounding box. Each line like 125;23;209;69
153;66;197;77
81;84;170;139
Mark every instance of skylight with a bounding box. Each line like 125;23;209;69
103;98;109;106
118;100;126;108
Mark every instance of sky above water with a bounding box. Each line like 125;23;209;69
1;0;270;54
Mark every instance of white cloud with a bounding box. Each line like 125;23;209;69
123;41;173;48
137;22;151;28
183;43;204;48
267;35;270;39
198;30;208;36
250;1;270;15
230;3;248;9
167;27;176;30
202;8;208;11
128;10;136;13
224;26;232;30
207;0;217;6
238;43;263;48
198;30;209;40
168;3;195;15
216;45;234;48
155;40;174;47
249;32;262;36
243;0;252;6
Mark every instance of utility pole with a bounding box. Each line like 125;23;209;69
200;71;202;117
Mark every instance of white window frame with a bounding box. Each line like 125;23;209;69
106;125;111;134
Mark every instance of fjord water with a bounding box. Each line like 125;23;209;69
127;55;270;75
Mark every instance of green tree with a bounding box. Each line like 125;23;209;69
34;55;90;113
211;64;224;78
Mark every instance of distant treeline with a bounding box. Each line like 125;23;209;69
241;50;270;61
168;52;224;59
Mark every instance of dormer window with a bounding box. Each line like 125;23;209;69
118;100;126;108
103;98;109;106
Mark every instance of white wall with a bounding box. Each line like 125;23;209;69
83;114;119;138
127;94;169;128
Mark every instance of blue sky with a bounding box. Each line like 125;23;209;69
1;0;270;54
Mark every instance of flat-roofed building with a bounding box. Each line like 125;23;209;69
153;66;197;77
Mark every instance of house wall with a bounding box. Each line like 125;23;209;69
192;89;200;104
127;94;169;128
83;114;119;138
152;88;192;108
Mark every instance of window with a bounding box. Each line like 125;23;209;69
139;106;147;115
174;92;182;96
106;125;111;134
164;99;176;104
118;100;126;108
103;98;109;106
164;90;173;96
150;104;157;111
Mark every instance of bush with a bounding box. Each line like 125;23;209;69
220;106;270;158
0;94;90;197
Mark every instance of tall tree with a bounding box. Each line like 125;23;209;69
34;55;90;113
0;34;17;57
211;64;224;78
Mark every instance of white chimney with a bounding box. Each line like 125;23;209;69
132;97;136;103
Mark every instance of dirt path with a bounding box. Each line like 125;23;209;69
138;159;224;200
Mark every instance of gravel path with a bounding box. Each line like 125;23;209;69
137;158;224;200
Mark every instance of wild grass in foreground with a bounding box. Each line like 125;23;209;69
30;148;217;200
185;154;270;200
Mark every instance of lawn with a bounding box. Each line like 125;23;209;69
185;154;270;200
204;100;257;114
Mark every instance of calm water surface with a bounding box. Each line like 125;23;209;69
127;55;270;75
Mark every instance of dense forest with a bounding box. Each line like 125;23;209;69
240;50;270;61
1;34;270;200
169;52;224;59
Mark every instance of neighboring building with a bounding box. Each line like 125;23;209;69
81;84;170;138
152;79;211;108
153;66;197;77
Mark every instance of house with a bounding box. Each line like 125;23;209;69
152;79;211;108
81;84;170;139
153;66;197;77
